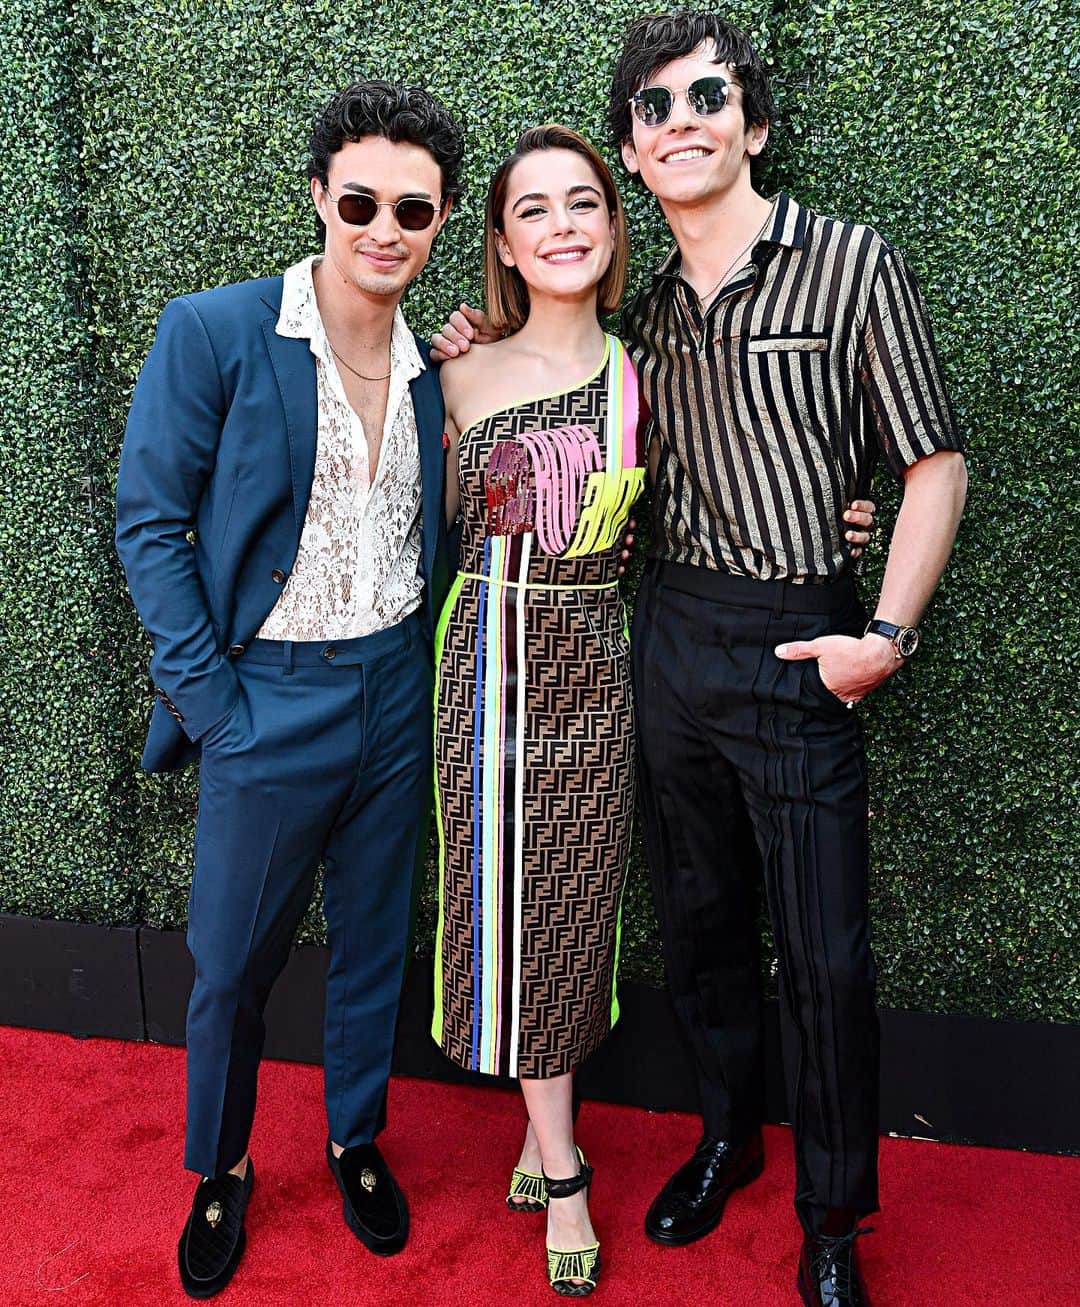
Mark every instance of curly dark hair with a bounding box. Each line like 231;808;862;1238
307;80;465;241
608;12;776;148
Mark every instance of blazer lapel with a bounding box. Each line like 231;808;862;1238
409;362;445;590
260;301;441;592
261;317;318;536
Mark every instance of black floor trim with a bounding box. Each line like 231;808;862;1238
2;914;1076;1154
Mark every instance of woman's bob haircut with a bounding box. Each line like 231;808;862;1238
484;124;629;334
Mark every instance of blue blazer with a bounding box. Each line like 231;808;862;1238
116;274;451;773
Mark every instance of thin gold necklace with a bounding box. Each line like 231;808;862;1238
328;339;392;382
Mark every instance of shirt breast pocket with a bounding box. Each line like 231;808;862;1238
742;333;834;458
746;334;829;354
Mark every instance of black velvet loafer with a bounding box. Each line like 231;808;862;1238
645;1132;764;1246
797;1226;874;1306
177;1160;254;1299
326;1137;409;1256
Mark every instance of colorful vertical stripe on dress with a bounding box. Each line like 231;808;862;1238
563;340;645;558
465;531;533;1074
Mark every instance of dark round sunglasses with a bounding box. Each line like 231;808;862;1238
628;75;732;129
323;187;442;231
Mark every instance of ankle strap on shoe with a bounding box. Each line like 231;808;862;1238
543;1152;593;1200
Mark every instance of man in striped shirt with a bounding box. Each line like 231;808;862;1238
612;13;966;1307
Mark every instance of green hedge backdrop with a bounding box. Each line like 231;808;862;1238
2;0;1077;1022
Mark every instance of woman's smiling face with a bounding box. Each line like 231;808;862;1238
495;148;616;303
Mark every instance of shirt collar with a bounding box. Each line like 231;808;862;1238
276;254;425;379
766;192;808;250
653;192;807;284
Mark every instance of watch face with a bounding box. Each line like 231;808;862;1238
897;627;920;658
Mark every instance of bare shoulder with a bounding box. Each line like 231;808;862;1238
440;339;513;429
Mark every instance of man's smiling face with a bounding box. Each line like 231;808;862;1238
620;42;768;208
312;135;448;301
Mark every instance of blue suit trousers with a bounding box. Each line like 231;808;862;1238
184;611;432;1177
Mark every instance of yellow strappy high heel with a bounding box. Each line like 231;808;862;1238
543;1149;600;1297
506;1165;548;1212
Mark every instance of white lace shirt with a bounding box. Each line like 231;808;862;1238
256;256;425;641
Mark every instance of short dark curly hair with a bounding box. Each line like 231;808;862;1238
307;80;466;241
608;12;775;149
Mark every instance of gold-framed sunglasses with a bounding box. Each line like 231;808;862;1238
322;187;443;231
628;76;733;128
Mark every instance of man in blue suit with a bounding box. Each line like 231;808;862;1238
116;81;463;1297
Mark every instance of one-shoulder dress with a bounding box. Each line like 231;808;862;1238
432;335;646;1079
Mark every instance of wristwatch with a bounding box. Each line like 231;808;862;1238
864;618;920;659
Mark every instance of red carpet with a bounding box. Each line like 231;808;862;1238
1;1025;1076;1306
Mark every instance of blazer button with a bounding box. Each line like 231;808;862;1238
228;643;245;657
322;645;337;661
271;568;286;584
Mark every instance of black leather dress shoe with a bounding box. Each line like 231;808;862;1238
178;1161;255;1299
644;1132;764;1246
326;1137;409;1256
797;1226;874;1306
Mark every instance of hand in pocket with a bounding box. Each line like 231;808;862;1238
200;692;250;753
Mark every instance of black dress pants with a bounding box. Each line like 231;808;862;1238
632;560;879;1233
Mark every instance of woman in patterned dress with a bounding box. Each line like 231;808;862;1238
432;125;646;1295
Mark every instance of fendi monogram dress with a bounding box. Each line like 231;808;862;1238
432;336;646;1079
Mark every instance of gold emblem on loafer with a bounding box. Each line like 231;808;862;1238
360;1168;377;1192
205;1200;223;1228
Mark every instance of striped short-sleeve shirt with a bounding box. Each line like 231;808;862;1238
622;193;962;581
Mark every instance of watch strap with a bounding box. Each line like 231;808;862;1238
864;618;919;658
